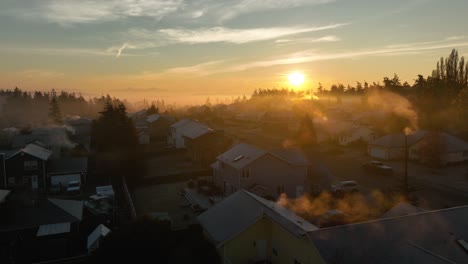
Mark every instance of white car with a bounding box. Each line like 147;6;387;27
66;180;81;195
331;181;359;194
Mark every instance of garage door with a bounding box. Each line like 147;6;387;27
369;147;387;160
51;174;81;186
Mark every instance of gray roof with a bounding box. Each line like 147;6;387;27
48;198;83;221
380;202;425;219
216;143;267;170
87;224;111;250
36;222;71;237
269;148;311;166
7;143;52;161
48;157;88;174
181;121;214;140
11;127;71;148
308;205;468;264
146;113;175;123
372;131;468;152
170;118;192;129
371;131;426;148
198;190;317;246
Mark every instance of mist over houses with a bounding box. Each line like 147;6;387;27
1;85;468;263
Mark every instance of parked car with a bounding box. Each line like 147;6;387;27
66;180;81;195
362;160;393;175
331;181;359;196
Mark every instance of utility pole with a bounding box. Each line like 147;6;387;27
404;132;409;193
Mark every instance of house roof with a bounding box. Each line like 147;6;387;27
48;198;83;221
181;121;214;140
87;224;111;250
380;202;425;219
215;143;267;170
198;190;317;246
372;131;468;152
48;157;88;174
146;113;175;123
269;148;310;166
8;143;53;161
0;197;82;230
170;118;192;129
11;126;70;148
36;222;71;237
308;205;468;264
370;131;427;148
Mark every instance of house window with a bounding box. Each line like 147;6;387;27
24;160;38;170
241;168;250;178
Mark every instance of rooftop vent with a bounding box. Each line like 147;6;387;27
234;155;244;162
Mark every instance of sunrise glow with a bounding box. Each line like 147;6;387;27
288;72;305;86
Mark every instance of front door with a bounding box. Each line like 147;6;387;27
31;175;38;189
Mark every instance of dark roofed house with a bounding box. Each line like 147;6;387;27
3;143;52;190
146;113;176;141
308;205;468;264
212;143;311;198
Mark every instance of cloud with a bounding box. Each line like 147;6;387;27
106;43;137;58
275;35;341;44
223;40;468;72
158;24;348;44
0;46;113;57
166;60;225;75
14;0;184;25
8;0;334;25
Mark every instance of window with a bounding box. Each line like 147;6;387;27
241;168;250;178
24;160;38;170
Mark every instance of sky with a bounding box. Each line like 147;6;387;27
1;0;468;104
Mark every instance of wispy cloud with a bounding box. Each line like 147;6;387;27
158;24;348;44
106;43;137;58
0;46;113;57
228;40;468;72
275;35;341;44
8;0;334;25
13;0;184;25
166;61;225;75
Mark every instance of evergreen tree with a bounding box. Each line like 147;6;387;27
48;96;62;125
146;104;159;115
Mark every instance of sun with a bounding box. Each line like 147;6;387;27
288;72;305;86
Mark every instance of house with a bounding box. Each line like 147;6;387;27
308;205;468;264
146;113;175;140
338;125;377;146
369;131;468;164
368;131;426;160
2;142;52;190
168;119;213;149
198;190;322;264
212;143;310;198
184;128;230;166
0;195;84;263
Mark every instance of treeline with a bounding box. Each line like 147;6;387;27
252;88;310;98
0;88;130;128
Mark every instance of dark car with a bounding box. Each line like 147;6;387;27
362;161;393;175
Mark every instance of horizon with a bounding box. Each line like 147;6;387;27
1;0;468;104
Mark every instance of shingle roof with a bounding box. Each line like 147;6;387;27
308;205;468;264
380;202;425;219
9;143;52;161
181;122;214;140
146;114;175;123
371;131;426;148
198;190;317;246
170;118;192;129
215;143;267;170
269;148;311;166
48;198;83;221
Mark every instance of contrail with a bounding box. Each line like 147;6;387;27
116;43;134;58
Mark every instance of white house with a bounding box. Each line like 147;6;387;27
338;125;377;146
211;143;310;198
167;119;213;149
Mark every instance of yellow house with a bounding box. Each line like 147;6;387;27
198;190;325;264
